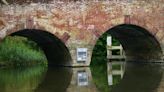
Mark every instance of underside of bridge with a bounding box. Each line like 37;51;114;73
107;24;162;62
10;29;72;66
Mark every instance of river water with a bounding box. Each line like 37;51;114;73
0;61;164;92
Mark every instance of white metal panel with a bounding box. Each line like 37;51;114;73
107;36;112;46
77;48;88;62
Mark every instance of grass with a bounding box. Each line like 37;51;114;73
0;36;47;67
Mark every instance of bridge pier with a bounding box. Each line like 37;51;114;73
67;67;98;92
68;44;93;67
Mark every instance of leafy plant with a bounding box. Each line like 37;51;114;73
0;36;47;67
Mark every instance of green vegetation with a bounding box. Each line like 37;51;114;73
90;32;109;92
112;64;121;70
91;58;111;92
0;65;47;92
0;36;47;67
90;33;121;92
91;33;121;66
113;75;122;85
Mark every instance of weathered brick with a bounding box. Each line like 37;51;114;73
0;0;163;66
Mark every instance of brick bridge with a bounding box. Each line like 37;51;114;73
0;0;163;66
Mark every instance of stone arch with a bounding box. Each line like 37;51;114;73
0;28;72;66
129;16;164;57
93;24;163;62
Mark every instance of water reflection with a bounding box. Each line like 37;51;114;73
111;62;164;92
0;61;163;92
67;67;98;92
0;65;47;92
35;67;72;92
107;61;125;86
91;59;164;92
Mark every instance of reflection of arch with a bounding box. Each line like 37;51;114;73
35;67;72;92
4;29;72;66
111;63;163;92
94;24;162;61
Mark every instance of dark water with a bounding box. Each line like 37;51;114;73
0;61;163;92
111;62;164;92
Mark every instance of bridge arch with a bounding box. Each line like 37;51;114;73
93;24;163;62
0;29;72;66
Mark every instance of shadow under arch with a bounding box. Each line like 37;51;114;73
104;24;162;61
111;63;163;92
9;29;72;66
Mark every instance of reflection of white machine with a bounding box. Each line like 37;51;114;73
77;71;88;86
77;48;87;62
107;61;125;86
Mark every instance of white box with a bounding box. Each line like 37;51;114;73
77;48;88;62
